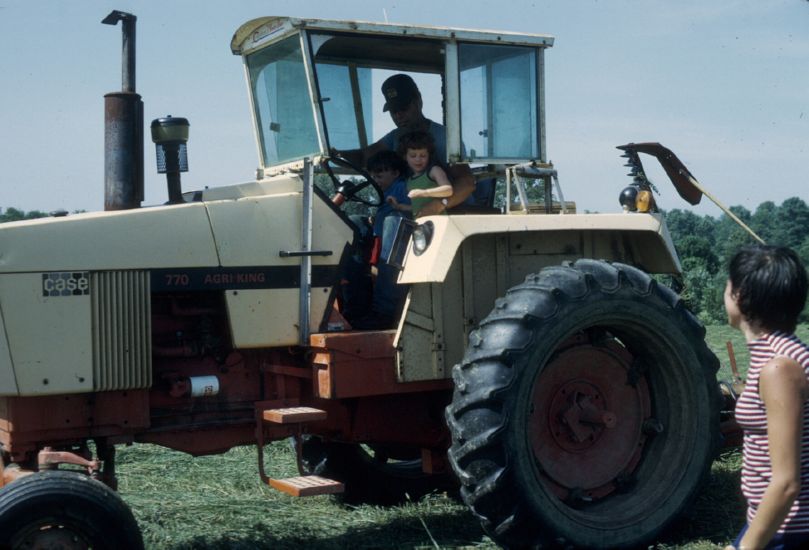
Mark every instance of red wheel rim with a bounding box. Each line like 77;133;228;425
527;333;651;503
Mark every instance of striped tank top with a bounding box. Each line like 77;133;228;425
735;331;809;532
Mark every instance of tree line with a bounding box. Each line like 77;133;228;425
0;207;49;223
2;196;808;324
665;197;809;324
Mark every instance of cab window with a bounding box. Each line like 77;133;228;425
247;35;321;166
459;44;539;160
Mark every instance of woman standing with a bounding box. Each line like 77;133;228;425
725;245;809;550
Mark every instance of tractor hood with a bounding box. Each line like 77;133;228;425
0;175;354;397
0;204;219;273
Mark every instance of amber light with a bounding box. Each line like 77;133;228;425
636;190;654;213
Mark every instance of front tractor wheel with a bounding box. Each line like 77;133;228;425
446;260;720;549
0;470;143;550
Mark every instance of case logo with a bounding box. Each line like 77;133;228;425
42;272;90;297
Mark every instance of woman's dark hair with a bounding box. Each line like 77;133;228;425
728;244;808;332
397;131;435;158
366;150;406;174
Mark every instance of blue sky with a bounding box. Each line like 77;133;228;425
1;0;807;216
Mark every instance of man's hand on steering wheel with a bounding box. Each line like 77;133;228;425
322;152;384;207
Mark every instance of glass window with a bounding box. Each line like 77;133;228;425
459;44;538;160
315;63;372;151
314;66;443;156
247;36;320;166
309;33;444;160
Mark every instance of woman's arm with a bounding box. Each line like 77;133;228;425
738;356;807;549
408;166;453;198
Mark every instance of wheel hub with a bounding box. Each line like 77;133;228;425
528;337;651;502
551;381;617;451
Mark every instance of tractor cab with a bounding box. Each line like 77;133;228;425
230;17;555;209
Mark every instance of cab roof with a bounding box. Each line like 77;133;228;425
231;16;554;56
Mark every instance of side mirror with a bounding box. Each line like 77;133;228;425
385;218;417;270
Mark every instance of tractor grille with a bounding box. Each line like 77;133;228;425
91;271;152;391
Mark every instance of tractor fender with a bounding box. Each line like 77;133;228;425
398;212;681;284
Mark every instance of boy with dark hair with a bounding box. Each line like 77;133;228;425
366;150;410;255
349;151;411;330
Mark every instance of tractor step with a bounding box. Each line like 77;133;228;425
268;475;344;497
262;406;327;424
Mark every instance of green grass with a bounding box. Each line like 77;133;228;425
114;324;809;549
710;323;809;381
117;443;488;549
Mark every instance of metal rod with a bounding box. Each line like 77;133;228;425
444;41;462;163
280;250;332;258
122;16;136;92
163;143;184;204
299;158;314;344
101;10;137;93
726;341;742;383
348;64;368;150
682;171;765;244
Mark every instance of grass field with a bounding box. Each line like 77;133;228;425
115;324;809;549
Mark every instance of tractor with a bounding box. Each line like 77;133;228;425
0;12;722;549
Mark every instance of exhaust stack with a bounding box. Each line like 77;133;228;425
103;10;143;211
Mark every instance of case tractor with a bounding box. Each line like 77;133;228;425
0;12;724;549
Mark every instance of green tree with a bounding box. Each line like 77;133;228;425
677;235;720;275
0;207;48;223
772;197;809;248
665;209;717;247
715;205;756;262
798;236;809;270
750;201;779;244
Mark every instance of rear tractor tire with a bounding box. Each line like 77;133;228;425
0;470;143;550
445;259;721;549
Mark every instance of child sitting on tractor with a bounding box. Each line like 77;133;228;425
387;131;453;218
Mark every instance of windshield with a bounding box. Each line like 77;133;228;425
315;65;443;154
244;29;544;170
247;35;321;167
310;32;444;158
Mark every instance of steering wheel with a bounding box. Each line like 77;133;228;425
322;154;384;207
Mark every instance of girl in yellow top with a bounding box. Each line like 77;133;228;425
387;131;453;218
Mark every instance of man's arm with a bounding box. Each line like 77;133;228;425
417;163;476;216
445;163;475;207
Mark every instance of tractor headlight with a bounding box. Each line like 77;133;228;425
412;221;434;256
619;186;638;212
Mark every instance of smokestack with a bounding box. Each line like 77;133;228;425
102;11;143;210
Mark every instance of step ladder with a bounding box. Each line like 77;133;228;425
258;406;344;497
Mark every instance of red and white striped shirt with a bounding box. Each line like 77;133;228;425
735;331;809;533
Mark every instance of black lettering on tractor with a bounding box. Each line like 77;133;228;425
150;266;338;293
